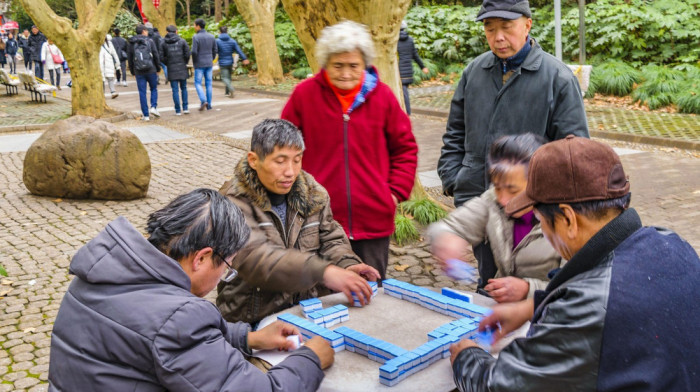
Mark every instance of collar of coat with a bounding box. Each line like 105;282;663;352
314;66;380;113
482;37;543;72
225;158;327;217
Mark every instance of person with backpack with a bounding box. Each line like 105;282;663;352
111;28;129;87
160;25;191;115
215;26;249;98
129;24;161;121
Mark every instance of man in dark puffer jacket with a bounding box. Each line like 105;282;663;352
160;25;191;115
397;20;428;115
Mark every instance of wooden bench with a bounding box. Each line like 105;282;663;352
17;71;56;103
0;69;20;96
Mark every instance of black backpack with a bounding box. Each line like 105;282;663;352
133;40;152;72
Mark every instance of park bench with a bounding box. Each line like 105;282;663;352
17;71;56;103
0;69;20;96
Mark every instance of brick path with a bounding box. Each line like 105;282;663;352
0;77;698;390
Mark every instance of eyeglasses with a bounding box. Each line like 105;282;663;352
214;251;238;282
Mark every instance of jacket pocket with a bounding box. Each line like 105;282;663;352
298;221;321;251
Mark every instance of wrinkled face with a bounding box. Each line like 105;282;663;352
249;146;303;195
534;208;575;260
492;164;528;211
31;27;38;35
326;50;365;90
483;16;532;59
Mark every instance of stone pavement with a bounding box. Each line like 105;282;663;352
0;75;699;390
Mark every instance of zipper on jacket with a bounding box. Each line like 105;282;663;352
270;212;288;247
343;113;353;239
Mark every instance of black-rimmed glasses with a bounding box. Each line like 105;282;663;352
214;251;238;282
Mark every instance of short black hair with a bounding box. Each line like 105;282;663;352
166;25;177;33
195;18;206;29
113;28;120;35
535;193;632;227
250;119;305;161
219;26;228;34
487;133;546;180
147;188;250;265
135;24;145;35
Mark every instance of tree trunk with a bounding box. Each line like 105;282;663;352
19;0;124;118
186;0;191;25
141;0;177;34
215;0;222;22
224;0;229;17
234;0;284;85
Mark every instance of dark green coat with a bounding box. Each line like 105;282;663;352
438;39;589;206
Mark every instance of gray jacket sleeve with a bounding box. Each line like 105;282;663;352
547;73;589;140
452;282;604;392
153;299;325;392
438;69;468;196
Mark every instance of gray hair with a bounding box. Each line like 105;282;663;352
146;188;250;265
316;20;376;69
250;119;305;161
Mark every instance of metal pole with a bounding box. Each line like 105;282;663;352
554;0;562;61
578;0;586;65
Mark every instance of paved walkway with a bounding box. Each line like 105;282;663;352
0;72;699;391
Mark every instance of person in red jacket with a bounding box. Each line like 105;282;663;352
282;20;418;280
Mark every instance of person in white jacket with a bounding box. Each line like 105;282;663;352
40;39;64;89
100;34;120;99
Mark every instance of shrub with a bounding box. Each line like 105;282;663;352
590;61;641;96
631;66;684;110
676;85;700;114
401;198;447;226
393;214;420;246
291;67;313;79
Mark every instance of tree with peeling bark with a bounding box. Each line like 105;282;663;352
19;0;124;117
233;0;284;85
141;0;177;34
215;0;222;21
281;0;410;104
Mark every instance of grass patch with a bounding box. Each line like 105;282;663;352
392;214;420;246
291;67;312;80
590;61;641;96
401;198;447;225
631;66;684;110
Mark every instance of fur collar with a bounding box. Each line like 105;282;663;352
224;158;327;216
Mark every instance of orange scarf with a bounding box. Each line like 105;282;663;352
324;71;365;114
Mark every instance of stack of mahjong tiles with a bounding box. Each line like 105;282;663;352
351;281;378;306
382;279;490;319
334;326;408;364
306;304;349;328
276;313;345;352
377;334;462;387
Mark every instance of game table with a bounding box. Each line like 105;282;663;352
261;288;498;392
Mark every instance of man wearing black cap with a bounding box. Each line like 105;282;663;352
438;0;590;291
449;136;700;391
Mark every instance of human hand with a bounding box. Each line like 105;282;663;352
346;263;381;282
430;232;469;267
323;265;372;306
391;194;398;206
484;277;529;303
242;59;250;66
449;338;479;365
422;67;429;74
479;298;534;344
304;336;334;369
247;321;301;351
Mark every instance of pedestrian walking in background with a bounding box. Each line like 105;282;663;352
397;20;428;115
41;39;64;89
216;26;249;98
111;28;129;86
28;26;46;79
18;29;31;71
191;18;217;111
281;21;418;281
128;24;161;121
0;40;6;70
160;25;191;115
100;34;120;99
5;33;18;74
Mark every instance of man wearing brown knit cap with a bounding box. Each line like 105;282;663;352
449;136;700;391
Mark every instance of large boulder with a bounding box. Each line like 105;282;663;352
23;116;151;200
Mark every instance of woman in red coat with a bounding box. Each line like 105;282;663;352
282;20;418;280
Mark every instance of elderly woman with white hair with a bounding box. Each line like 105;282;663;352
282;20;418;281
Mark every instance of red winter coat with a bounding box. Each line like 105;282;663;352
282;68;418;241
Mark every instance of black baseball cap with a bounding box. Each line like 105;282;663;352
476;0;532;22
